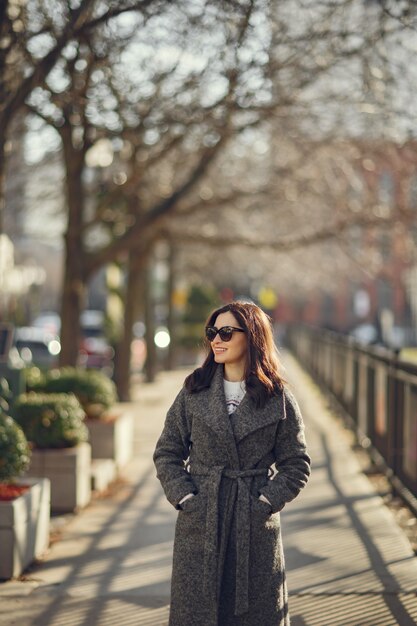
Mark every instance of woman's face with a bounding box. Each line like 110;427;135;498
210;311;248;371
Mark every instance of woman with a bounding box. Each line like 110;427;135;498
153;301;310;626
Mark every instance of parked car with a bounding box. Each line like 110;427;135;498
32;310;114;373
78;334;114;373
349;323;379;345
32;311;61;336
348;323;416;350
13;327;61;368
78;310;114;374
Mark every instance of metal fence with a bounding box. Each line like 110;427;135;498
287;326;417;515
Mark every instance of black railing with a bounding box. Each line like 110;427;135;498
287;326;417;515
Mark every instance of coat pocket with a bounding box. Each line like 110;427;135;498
250;494;272;518
180;493;205;514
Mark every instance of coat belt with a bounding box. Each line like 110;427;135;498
188;463;271;616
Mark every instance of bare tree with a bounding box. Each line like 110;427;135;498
155;0;417;323
25;0;270;393
5;0;417;392
0;0;169;234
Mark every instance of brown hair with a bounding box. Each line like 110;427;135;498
184;301;285;408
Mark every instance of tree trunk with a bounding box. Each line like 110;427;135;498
59;124;86;366
166;240;176;370
113;251;147;400
144;257;157;383
0;132;6;236
60;251;86;366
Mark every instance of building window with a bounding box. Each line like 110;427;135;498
321;292;335;328
408;173;417;210
378;231;391;262
378;171;395;208
348;225;362;256
377;277;393;311
348;173;364;213
411;225;417;248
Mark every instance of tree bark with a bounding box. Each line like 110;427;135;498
59;123;87;366
0;132;5;236
166;239;176;371
60;250;86;367
113;250;147;400
144;257;157;383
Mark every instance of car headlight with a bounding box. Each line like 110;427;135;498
48;340;61;355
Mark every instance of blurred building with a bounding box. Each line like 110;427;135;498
3;116;64;321
0;234;46;321
276;140;417;346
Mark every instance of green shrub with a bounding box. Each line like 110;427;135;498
41;367;117;418
14;393;88;449
0;413;31;482
0;377;11;414
24;367;47;392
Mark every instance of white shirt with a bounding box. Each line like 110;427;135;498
223;378;246;415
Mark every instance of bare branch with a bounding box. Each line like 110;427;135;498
170;209;417;253
85;135;230;275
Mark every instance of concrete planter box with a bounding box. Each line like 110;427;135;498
23;442;91;513
0;478;50;580
90;459;117;492
86;404;134;469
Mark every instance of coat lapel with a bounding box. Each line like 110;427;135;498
190;364;283;465
231;387;283;443
194;364;240;468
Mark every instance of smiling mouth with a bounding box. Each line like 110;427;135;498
213;347;227;353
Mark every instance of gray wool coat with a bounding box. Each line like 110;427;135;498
153;364;310;626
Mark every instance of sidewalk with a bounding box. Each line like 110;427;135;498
281;354;417;626
1;354;417;626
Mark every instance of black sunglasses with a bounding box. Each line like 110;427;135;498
205;326;245;342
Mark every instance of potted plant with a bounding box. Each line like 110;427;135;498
37;368;133;471
14;392;91;513
0;380;50;579
39;367;117;418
